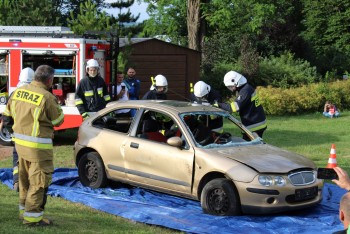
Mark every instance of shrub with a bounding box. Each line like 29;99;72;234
258;80;350;115
258;51;319;88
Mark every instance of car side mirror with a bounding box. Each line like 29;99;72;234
167;136;183;147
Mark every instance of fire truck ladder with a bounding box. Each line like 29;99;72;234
0;26;76;38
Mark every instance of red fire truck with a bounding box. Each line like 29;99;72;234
0;26;115;145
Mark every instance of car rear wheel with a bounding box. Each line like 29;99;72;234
78;152;107;188
201;178;241;216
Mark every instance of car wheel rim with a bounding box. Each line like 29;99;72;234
85;160;98;183
208;188;229;214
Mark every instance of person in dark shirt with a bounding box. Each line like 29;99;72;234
142;74;168;100
218;71;267;140
190;81;222;105
123;67;140;100
75;59;111;120
190;81;223;133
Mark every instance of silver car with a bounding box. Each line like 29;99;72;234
74;100;323;216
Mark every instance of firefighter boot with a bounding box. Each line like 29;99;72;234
23;218;52;226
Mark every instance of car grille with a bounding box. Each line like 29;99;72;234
288;171;315;186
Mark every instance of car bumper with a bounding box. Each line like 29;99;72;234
235;180;323;214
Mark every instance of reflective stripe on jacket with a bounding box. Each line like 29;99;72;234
219;83;266;131
3;81;64;161
75;75;111;115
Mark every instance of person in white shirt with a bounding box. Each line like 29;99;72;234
116;71;129;101
115;71;130;116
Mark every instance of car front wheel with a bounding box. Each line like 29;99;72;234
78;152;107;188
201;178;241;216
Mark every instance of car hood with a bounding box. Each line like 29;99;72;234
216;144;316;173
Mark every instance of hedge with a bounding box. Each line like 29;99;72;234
257;79;350;115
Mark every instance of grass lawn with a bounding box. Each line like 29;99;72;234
0;111;349;233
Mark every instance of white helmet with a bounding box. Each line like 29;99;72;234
151;74;168;93
155;74;168;86
223;71;247;87
86;59;99;71
18;67;34;87
194;81;211;98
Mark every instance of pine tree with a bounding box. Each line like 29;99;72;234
0;0;59;26
67;0;111;35
109;0;141;37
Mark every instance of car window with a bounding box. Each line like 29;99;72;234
91;108;137;134
180;112;262;148
136;110;188;148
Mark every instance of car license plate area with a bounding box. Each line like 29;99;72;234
295;186;318;201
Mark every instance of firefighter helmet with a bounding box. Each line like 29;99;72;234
86;59;99;70
18;67;34;87
194;81;211;98
155;74;168;86
152;74;168;93
223;71;247;87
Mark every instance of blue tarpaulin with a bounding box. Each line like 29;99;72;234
0;168;345;233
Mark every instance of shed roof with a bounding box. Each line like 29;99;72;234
119;38;200;54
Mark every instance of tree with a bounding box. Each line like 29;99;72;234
301;0;350;75
53;0;107;26
67;0;111;35
142;0;188;46
109;0;141;37
0;0;60;26
187;0;200;50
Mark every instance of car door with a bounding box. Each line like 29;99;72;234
90;108;135;181
122;110;195;195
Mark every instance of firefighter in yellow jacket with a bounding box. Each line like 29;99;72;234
2;65;64;226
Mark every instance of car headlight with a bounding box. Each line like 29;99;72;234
258;175;273;186
258;175;286;187
274;176;286;186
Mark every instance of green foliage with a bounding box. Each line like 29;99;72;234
68;0;111;35
0;0;60;25
301;0;350;76
258;80;350;115
118;37;133;73
109;0;143;37
202;51;319;97
258;51;319;88
54;0;107;26
202;0;304;57
142;0;188;46
238;35;259;85
201;32;240;73
201;62;241;98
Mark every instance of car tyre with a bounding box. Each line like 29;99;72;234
78;152;107;188
201;178;241;216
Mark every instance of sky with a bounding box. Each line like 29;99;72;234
104;1;149;22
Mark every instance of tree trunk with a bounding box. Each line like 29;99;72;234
187;0;200;51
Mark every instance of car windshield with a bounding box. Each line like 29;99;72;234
179;111;263;149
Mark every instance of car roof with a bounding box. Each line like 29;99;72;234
106;100;226;114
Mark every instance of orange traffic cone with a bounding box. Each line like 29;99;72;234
326;144;337;168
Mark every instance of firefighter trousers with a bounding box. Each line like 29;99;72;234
18;157;53;223
12;146;19;184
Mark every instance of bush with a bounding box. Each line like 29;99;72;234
258;51;319;88
258;80;350;115
201;51;320;96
